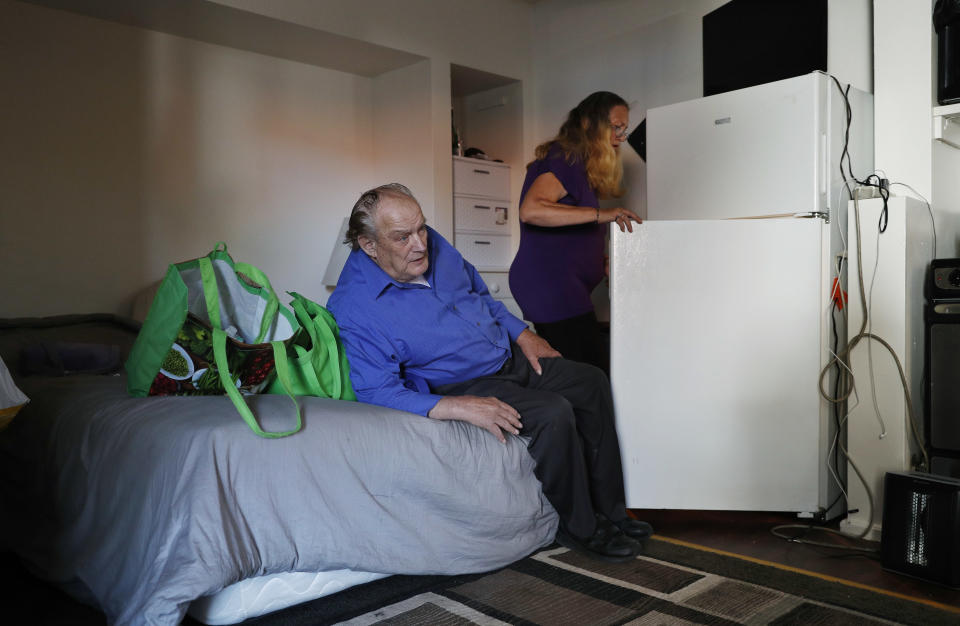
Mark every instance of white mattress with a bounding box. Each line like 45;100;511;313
187;569;390;625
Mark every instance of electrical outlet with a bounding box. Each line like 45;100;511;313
853;186;882;200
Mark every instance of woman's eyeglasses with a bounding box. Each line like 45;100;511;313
611;123;629;140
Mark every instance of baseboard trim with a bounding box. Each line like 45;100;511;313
839;516;882;541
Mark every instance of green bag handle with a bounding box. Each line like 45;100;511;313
311;306;346;399
206;242;281;344
295;343;325;396
310;299;355;401
199;255;302;438
289;303;327;397
274;291;343;400
278;293;342;399
233;260;280;344
270;339;303;397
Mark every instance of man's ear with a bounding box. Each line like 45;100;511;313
358;235;377;259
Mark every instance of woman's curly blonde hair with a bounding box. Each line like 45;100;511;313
533;91;628;199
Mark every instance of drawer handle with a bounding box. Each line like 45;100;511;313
474;240;492;245
473;205;491;210
472;169;491;175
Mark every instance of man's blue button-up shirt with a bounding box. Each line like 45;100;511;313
327;227;529;416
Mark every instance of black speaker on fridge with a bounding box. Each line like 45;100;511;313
702;0;827;97
935;0;960;105
925;259;960;478
881;472;960;587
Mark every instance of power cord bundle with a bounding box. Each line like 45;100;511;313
830;76;891;231
772;75;936;554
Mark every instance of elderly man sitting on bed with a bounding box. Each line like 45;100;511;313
327;183;652;562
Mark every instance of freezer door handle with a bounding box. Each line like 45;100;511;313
820;132;828;196
794;211;828;220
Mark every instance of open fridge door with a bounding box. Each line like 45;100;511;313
610;218;833;512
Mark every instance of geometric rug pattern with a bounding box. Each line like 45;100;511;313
339;546;903;625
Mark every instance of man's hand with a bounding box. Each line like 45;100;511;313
515;328;561;376
428;395;522;443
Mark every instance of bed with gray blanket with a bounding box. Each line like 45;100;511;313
0;315;557;625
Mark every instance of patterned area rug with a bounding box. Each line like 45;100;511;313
336;540;959;625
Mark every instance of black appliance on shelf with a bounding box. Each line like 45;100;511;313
925;259;960;478
702;0;827;97
627;118;646;162
881;471;960;588
935;0;960;105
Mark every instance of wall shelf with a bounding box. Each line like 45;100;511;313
933;102;960;149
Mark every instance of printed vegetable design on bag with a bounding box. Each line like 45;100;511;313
148;314;275;396
127;242;355;436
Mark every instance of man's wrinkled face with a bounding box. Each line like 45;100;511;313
359;193;429;283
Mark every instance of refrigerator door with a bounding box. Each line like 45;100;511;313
610;219;828;512
647;72;827;220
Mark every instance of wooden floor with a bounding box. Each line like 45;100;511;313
630;509;960;612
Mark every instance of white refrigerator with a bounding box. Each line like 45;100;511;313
611;72;873;516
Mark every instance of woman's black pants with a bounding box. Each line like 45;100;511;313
533;311;610;376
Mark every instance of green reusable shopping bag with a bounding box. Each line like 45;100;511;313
266;292;356;401
125;243;304;438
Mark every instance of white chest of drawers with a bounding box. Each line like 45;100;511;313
452;156;523;320
452;156;512;271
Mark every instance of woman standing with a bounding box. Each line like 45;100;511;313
509;91;641;374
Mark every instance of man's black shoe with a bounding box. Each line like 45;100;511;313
555;523;641;563
610;516;654;539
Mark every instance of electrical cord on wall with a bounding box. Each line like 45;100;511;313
771;183;871;552
825;338;857;508
829;75;891;230
826;280;845;513
845;172;937;450
774;196;895;552
827;75;928;482
865;215;889;440
821;250;851;517
811;195;930;542
772;77;931;551
887;180;937;257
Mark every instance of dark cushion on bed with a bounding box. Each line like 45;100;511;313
0;315;139;381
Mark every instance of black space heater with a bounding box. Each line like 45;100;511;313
881;471;960;587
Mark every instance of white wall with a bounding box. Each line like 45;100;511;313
211;0;534;77
1;0;534;317
934;141;960;255
931;0;960;256
460;82;525;252
874;0;933;202
0;1;380;316
828;0;873;94
372;60;435;223
461;83;524;174
211;0;536;242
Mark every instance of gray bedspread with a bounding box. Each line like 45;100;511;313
0;317;557;625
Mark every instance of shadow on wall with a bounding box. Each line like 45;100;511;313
0;2;152;318
1;2;388;318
